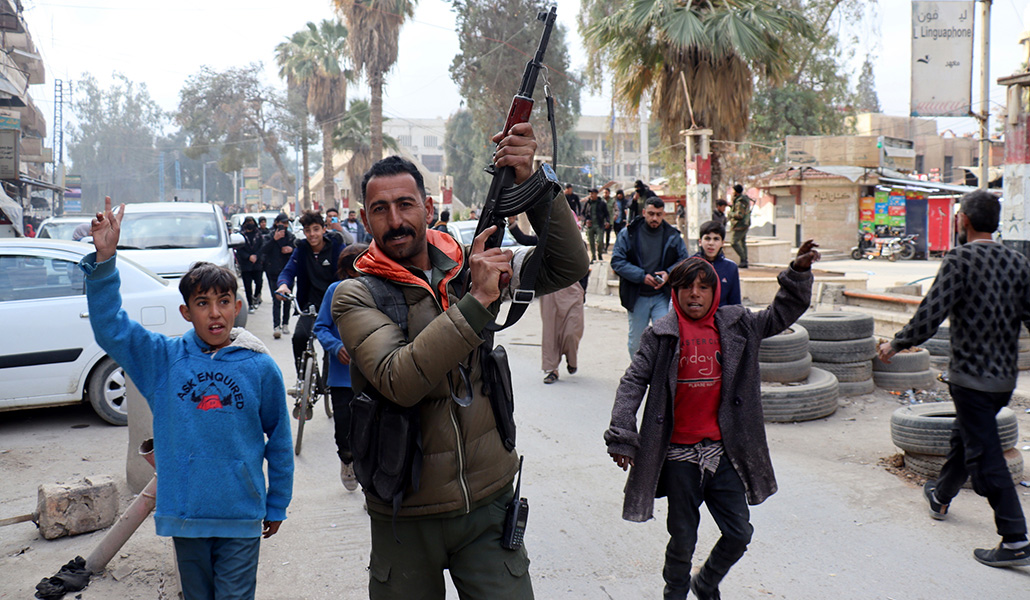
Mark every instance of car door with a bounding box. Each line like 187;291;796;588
0;249;100;408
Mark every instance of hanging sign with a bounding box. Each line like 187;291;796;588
910;1;974;117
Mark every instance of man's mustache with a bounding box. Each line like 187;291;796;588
384;226;416;240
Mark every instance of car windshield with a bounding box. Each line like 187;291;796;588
453;223;520;247
119;213;221;249
38;221;88;240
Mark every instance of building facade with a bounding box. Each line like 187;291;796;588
0;0;53;226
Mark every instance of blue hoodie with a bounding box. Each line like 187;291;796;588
313;280;351;388
80;253;294;539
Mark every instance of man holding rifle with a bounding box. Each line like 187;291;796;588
332;121;588;598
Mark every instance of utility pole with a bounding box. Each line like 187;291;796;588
978;0;992;189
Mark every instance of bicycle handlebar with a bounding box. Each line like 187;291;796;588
276;291;318;318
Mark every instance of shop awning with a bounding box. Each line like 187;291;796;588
877;173;980;195
18;175;64;192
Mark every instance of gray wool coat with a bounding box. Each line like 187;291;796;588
605;266;813;522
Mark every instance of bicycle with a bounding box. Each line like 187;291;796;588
278;292;333;455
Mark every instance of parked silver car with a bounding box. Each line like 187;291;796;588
36;215;92;241
112;202;248;326
0;239;192;424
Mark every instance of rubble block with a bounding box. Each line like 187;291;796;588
36;476;119;540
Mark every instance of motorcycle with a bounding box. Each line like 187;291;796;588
897;233;918;260
851;231;905;262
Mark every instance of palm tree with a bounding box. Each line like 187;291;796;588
332;98;399;204
334;0;417;162
584;0;813;191
280;20;351;210
275;31;315;210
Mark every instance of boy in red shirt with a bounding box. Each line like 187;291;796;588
606;241;819;600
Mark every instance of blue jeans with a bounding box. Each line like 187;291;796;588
173;536;261;600
628;293;671;357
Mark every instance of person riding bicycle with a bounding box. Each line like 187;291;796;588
275;211;346;379
313;243;368;491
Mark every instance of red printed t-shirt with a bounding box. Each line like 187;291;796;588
671;259;723;445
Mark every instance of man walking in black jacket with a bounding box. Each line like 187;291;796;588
262;213;296;339
879;190;1030;568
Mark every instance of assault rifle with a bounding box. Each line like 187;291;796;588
471;4;563;331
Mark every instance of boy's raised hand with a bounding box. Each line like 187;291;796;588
793;239;821;271
91;196;126;263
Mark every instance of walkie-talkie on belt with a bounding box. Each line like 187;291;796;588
501;456;529;550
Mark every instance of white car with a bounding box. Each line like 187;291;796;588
36;215;93;241
230;211;289;234
0;239;192;425
111;202;248;326
445;220;523;248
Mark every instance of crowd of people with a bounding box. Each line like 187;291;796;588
75;111;1030;600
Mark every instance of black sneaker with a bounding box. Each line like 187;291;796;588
923;480;948;520
689;578;721;600
973;543;1030;567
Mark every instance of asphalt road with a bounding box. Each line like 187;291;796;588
2;276;1030;599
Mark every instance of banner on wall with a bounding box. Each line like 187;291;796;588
859;196;876;233
887;189;908;229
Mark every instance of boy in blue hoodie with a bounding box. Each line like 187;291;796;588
80;198;293;600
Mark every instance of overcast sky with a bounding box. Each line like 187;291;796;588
21;0;1030;144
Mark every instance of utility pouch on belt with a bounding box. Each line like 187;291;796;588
349;387;423;513
481;343;517;452
350;276;423;520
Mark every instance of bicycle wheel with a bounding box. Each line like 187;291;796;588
295;354;315;456
321;353;333;418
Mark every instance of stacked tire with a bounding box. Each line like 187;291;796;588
759;324;840;422
890;402;1024;486
922;325;951;371
922;324;1029;371
799;312;876;397
758;325;811;383
872;348;935;391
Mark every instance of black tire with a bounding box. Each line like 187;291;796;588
873;369;936;392
295;355;315;456
899;243;916;260
904;448;1024;487
761;367;839;423
851;248;863;260
87;357;128;426
838;378;875;397
760;353;812;383
759;325;810;363
797;312;875;341
919;338;950;357
811;360;872;383
873;349;931;373
809;337;877;363
890;403;1019;456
